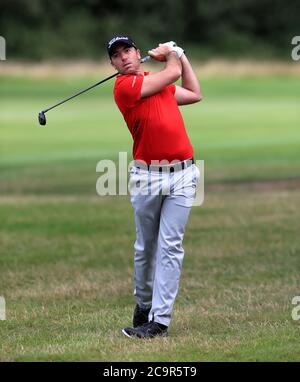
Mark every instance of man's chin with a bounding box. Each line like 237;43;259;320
122;68;136;75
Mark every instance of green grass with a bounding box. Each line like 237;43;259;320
0;74;300;361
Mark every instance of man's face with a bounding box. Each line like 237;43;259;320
110;44;141;74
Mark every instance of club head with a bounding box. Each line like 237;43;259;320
38;111;46;126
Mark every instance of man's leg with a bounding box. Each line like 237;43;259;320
150;165;198;327
131;194;163;310
150;197;192;326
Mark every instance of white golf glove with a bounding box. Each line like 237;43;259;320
160;41;184;58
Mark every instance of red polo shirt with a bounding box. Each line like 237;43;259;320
113;72;194;164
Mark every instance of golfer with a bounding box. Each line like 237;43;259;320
107;35;202;338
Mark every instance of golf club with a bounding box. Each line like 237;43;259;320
38;55;151;126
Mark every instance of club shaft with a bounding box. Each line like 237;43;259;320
43;73;118;113
140;55;150;63
42;55;151;114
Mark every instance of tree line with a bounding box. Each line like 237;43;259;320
1;0;299;60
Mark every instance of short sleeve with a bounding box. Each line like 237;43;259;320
114;74;144;111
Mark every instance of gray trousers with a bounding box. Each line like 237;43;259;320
129;164;199;327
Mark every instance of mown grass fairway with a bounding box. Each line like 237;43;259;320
0;70;300;361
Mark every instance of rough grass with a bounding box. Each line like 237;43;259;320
0;190;299;361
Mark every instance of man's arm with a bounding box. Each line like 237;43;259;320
141;46;182;98
175;53;203;105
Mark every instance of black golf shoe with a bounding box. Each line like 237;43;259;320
133;304;151;327
122;321;168;339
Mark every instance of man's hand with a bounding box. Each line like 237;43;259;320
149;41;184;61
160;41;177;49
160;41;184;58
148;44;173;62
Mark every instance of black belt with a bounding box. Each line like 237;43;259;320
134;158;194;173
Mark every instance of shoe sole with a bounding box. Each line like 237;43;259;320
121;328;168;339
121;328;134;338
